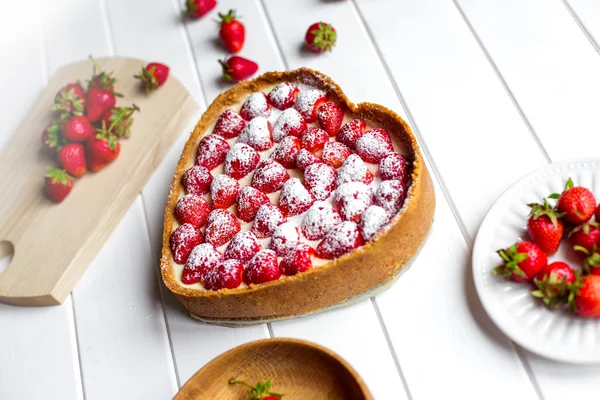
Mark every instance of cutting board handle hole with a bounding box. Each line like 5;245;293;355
0;240;14;274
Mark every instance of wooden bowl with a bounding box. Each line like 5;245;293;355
175;338;373;399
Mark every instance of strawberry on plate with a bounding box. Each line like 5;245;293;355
58;143;87;177
44;166;74;203
493;241;548;282
549;178;597;225
526;199;564;255
219;56;259;82
218;10;245;53
305;22;337;53
135;63;169;94
229;379;283;400
532;261;576;308
569;222;600;256
570;275;600;318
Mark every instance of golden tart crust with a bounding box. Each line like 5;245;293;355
160;68;435;324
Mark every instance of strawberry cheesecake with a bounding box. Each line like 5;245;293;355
161;68;435;324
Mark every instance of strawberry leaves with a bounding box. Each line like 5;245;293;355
493;245;528;280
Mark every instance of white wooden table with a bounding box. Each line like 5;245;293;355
1;0;600;398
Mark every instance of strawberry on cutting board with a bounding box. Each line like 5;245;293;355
493;241;548;282
62;115;95;142
219;56;258;82
86;134;120;172
549;178;597;225
52;82;85;119
40;121;64;153
305;22;337;53
86;87;117;122
218;10;245;53
58;143;87;177
526;199;564;255
44;166;74;203
88;56;116;91
135;63;169;94
98;104;140;138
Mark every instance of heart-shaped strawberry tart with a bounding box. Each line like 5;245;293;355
161;69;435;324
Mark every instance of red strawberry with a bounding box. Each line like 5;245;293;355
58;143;87;177
195;134;230;170
88;56;116;91
183;0;216;18
268;83;299;110
244;249;280;285
596;203;600;222
86;87;117;122
334;182;373;222
52;82;85;119
218;10;245;53
236;186;270;222
238;117;273;151
532;261;576;308
271;136;300;169
360;205;390;241
301;127;329;153
305;22;337;53
571;275;600;318
301;201;342;240
322;141;351;169
294;89;327;123
170;223;203;264
355;128;394;163
204;209;240;247
278;178;315;217
379;153;410;183
304;163;336;201
493;241;548;282
375;180;405;215
86;134;120;172
182;165;213;196
317;102;344;136
203;259;244;290
229;379;283;400
280;243;314;276
571;246;600;275
336;154;374;186
181;243;223;285
526;200;564;255
224;143;260;180
175;194;211;228
295;149;321;171
135;63;169;94
273;108;306;142
337;119;366;149
62;115;95;142
98;104;140;138
252;203;286;238
210;175;240;209
251;159;289;193
569;222;600;256
316;221;364;259
44;166;74;203
224;231;261;263
269;222;300;256
240;92;271;120
41;121;64;153
219;56;258;82
212;109;245;139
550;178;597;225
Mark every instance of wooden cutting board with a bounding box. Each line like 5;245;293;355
0;57;198;306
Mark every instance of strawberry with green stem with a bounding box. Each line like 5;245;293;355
305;22;337;53
88;56;116;91
527;199;564;255
41;121;65;153
572;246;600;275
218;9;245;53
569;275;600;318
532;261;576;308
44;166;74;203
569;221;600;256
99;104;140;138
135;63;169;94
219;56;258;82
549;177;597;225
52;82;85;120
493;241;548;282
229;378;283;399
87;122;121;172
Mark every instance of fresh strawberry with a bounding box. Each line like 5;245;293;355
57;143;87;177
44;166;74;203
203;259;244;290
570;275;600;318
240;92;271;120
204;209;240;247
317;102;344;136
224;143;260;180
62;115;95;142
301;127;329;153
195;134;230;170
135;63;169;94
98;104;140;138
218;10;245;53
316;221;364;259
175;194;211;228
355;128;394;163
252;203;286;238
41;121;64;153
549;178;597;225
273;108;306;142
321;141;351;169
334;182;373;222
569;222;600;256
305;22;337;53
278;178;314;217
526;199;564;255
295;149;321;171
170;223;203;264
374;180;405;215
86;134;120;172
251;159;289;193
304;163;337;201
596;203;600;222
229;379;283;400
379;153;410;183
270;136;300;169
182;243;223;285
236;186;270;222
182;165;213;196
52;82;85;119
294;89;327;123
269;222;300;257
219;56;258;82
572;246;600;275
493;241;548;282
212;109;245;139
244;249;280;284
86;87;117;122
280;243;314;276
183;0;216;18
88;56;116;91
301;201;342;240
238;117;273;151
268;82;299;110
360;205;390;241
337;119;366;149
210;174;240;209
336;154;374;186
224;231;261;263
532;262;576;308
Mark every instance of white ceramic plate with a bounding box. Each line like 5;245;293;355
473;159;600;364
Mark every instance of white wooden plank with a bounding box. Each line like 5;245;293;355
567;0;600;52
456;0;600;397
0;3;82;399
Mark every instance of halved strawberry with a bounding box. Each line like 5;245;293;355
279;243;315;276
204;209;240;247
240;92;271;120
359;205;390;241
270;136;300;169
334;182;374;222
337;119;366;149
269;222;300;256
237;117;273;151
182;165;213;196
317;102;344;136
301;201;342;240
336;154;374;186
204;259;244;290
175;194;211;227
252;203;286;238
170;223;203;264
273;108;306;142
224;143;260;180
316;221;364;259
379;153;410;183
181;243;223;285
295;149;321;171
294;89;327;122
195;134;230;170
301;127;329;153
304;163;337;201
375;180;406;215
213;109;246;139
244;249;280;285
224;231;261;263
278;178;315;217
355;128;394;163
236;186;270;222
210;174;240;209
251;159;289;194
322;141;351;169
268;82;299;110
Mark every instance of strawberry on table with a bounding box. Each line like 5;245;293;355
219;56;258;82
86;133;120;172
41;121;64;153
570;275;600;318
86;87;117;122
218;10;245;53
58;143;87;177
526;199;564;255
62;115;95;142
550;178;597;225
99;104;140;138
532;261;576;308
305;22;337;53
52;82;85;119
183;0;216;18
135;63;169;94
44;166;74;203
493;241;548;282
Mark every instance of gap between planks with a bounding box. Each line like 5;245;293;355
562;0;600;56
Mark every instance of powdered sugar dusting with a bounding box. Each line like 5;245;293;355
316;221;363;259
356;128;394;163
375;179;406;215
337;154;373;186
294;89;326;121
213;109;245;139
224;231;261;263
240;92;271;120
296;148;321;171
359;205;390;241
238;117;273;151
224;143;260;180
304;163;337;201
273;108;306;142
195;134;230;170
301;201;342;240
278;178;315;216
334;182;374;222
252;203;286;238
269;222;301;256
251;159;289;193
268;82;298;110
